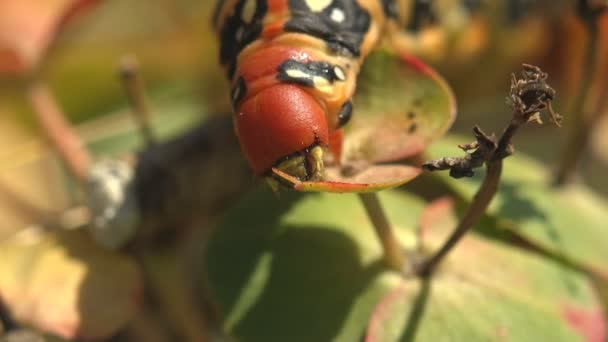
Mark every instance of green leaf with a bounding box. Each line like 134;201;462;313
205;189;425;341
366;198;605;342
343;49;456;165
0;228;142;340
426;135;608;277
205;188;603;341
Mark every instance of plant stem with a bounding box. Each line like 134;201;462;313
553;3;603;186
358;193;405;272
28;82;91;182
418;64;558;277
119;55;156;146
417;124;510;277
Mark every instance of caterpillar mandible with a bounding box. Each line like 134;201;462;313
212;0;461;182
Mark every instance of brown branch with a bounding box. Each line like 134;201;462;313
27;82;91;182
553;0;607;186
417;64;560;277
119;55;156;146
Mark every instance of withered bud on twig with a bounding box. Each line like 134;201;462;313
423;127;497;179
423;64;560;179
507;64;561;126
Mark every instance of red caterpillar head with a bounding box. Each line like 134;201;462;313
234;83;329;180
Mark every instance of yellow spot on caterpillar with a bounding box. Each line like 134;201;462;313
305;0;332;12
313;76;332;93
286;69;312;80
241;0;257;23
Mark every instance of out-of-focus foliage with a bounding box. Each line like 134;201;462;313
0;228;141;340
0;0;101;75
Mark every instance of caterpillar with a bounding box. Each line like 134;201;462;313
211;0;555;182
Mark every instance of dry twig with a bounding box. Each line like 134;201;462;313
417;64;560;277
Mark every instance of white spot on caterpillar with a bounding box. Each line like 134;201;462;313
330;8;345;23
333;66;346;81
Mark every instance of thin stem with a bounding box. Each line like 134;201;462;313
27;82;91;182
418;120;523;276
495;120;521;156
417;160;503;277
418;64;558;277
553;4;603;186
119;55;156;146
358;193;405;272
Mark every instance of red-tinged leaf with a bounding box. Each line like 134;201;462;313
0;227;142;340
562;304;607;342
0;0;101;75
271;165;421;193
342;49;456;165
366;198;605;342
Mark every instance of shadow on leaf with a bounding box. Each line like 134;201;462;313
230;225;384;341
205;187;391;341
497;181;548;223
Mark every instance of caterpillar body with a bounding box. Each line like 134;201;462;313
211;0;483;181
